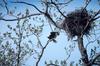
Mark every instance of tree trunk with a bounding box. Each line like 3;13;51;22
77;36;91;66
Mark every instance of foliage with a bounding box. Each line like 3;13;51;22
0;16;44;66
45;60;80;66
0;41;17;66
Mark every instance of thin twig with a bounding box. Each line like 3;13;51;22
3;0;9;14
85;35;100;49
44;1;54;31
47;64;59;66
34;34;43;49
3;1;60;29
44;12;60;28
90;10;100;21
83;0;91;11
91;53;100;65
17;20;23;66
0;13;41;21
36;40;50;66
50;1;67;18
49;0;73;5
93;16;100;20
11;1;43;13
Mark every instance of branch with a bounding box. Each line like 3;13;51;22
44;12;60;28
47;64;59;66
11;1;43;13
83;0;91;10
34;34;43;49
41;1;61;29
65;51;71;61
0;13;41;21
4;1;60;29
93;62;100;65
85;35;100;49
42;1;49;13
36;40;50;66
90;9;100;21
3;0;9;14
77;36;90;66
49;0;73;5
91;53;100;65
41;0;72;29
17;20;23;66
50;1;67;18
93;16;100;20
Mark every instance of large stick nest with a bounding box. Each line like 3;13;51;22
61;8;94;39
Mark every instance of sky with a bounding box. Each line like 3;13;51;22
0;0;100;66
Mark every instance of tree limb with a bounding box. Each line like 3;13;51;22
3;0;9;14
11;1;43;13
90;9;100;21
36;40;50;66
49;1;67;18
85;35;100;49
47;64;59;66
91;53;100;65
0;13;41;21
3;1;60;29
78;36;90;66
49;0;73;5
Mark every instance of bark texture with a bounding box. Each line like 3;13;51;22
78;36;91;66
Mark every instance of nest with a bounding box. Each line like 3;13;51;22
61;8;94;39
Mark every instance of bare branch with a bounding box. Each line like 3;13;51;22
11;1;43;13
44;12;60;28
47;64;59;66
93;62;100;65
91;53;100;65
2;1;60;29
41;1;61;29
34;34;43;49
36;40;51;66
85;35;100;49
50;1;67;18
83;0;91;10
0;13;41;21
93;16;100;20
49;0;73;5
93;10;100;18
57;0;73;5
91;10;100;21
65;51;71;61
3;0;9;14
